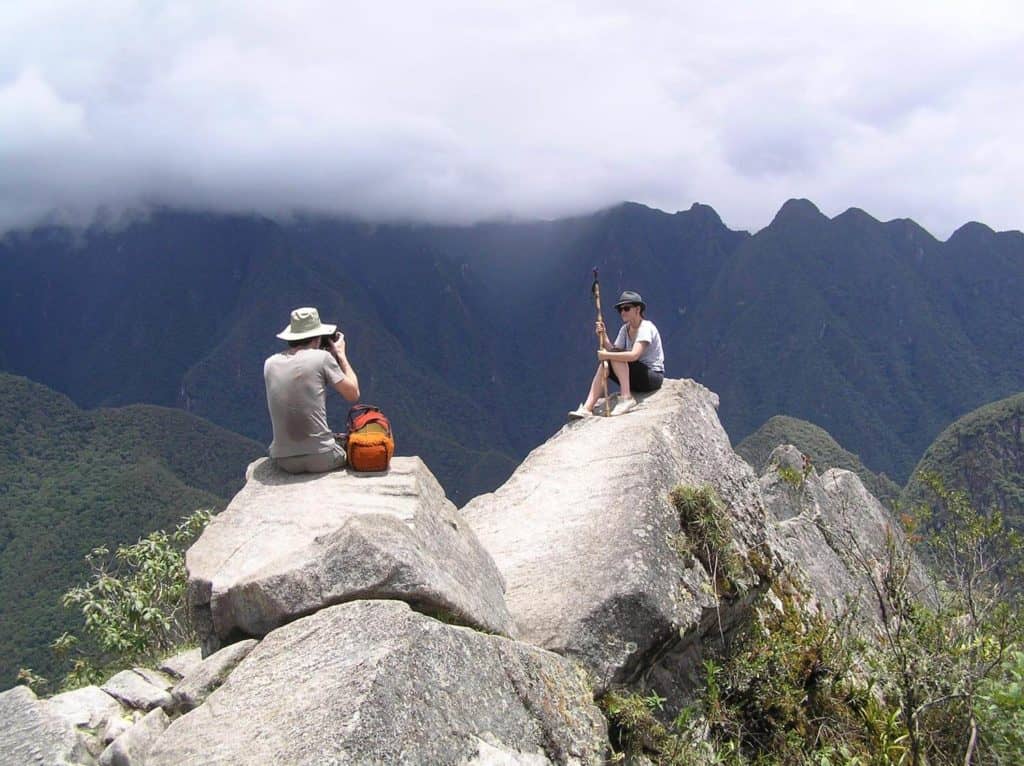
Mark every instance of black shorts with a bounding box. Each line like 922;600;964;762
608;361;664;392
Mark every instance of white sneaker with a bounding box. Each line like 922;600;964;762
568;405;592;420
611;397;636;416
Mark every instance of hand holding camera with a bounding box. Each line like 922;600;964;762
325;329;346;358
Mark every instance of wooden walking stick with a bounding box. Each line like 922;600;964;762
591;268;612;416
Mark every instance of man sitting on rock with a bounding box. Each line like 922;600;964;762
264;307;360;473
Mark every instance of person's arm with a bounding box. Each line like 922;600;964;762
327;335;360;402
599;340;648;363
595;320;617;351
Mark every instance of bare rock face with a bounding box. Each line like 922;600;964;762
462;379;777;692
759;445;934;625
97;708;168;766
187;456;513;653
43;686;125;759
100;670;173;712
157;648;203;681
0;685;94;765
147;600;608;766
170;639;258;713
44;685;123;735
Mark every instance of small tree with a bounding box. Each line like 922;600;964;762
847;475;1023;765
54;509;212;689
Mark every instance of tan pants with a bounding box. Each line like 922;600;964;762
274;443;346;474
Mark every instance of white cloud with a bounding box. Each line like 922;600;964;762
1;1;1022;237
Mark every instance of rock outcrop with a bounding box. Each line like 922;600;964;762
170;639;258;713
0;686;95;765
43;686;123;739
187;456;514;652
97;707;168;766
3;378;931;764
148;601;608;765
462;379;777;692
101;669;173;712
157;647;203;681
760;444;933;625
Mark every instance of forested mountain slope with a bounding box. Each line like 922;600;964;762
672;201;1024;480
0;373;263;685
901;391;1024;537
1;200;1022;499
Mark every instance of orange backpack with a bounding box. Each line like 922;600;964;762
345;405;395;472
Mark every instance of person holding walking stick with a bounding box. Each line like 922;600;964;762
568;289;665;419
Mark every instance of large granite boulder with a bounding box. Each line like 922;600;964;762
101;669;173;712
97;708;168;766
170;639;258;713
461;378;778;691
157;647;203;681
147;600;608;765
43;685;125;759
44;685;123;735
188;456;513;653
0;685;94;765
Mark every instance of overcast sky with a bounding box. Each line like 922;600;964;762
2;1;1022;239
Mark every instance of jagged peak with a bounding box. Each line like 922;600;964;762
835;207;879;226
767;198;826;228
677;202;726;227
882;216;939;245
604;201;734;227
948;220;996;244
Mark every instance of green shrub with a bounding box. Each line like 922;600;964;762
54;508;211;689
775;464;805;488
702;593;870;764
609;474;1024;765
670;485;743;593
600;689;721;765
975;649;1024;763
601;592;877;766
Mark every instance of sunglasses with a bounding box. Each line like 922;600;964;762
617;304;637;313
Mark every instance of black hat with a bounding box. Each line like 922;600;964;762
614;290;646;311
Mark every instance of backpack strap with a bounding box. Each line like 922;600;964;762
347;405;391;435
352;411;389;432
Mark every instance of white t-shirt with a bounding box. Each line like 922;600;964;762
614;319;665;373
264;348;345;458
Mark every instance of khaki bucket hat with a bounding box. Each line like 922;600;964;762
276;307;337;341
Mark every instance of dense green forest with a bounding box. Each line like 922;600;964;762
902;392;1024;538
2;202;1022;501
0;373;263;686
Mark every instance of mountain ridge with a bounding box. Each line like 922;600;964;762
1;199;1022;499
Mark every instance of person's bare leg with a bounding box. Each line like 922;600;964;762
611;360;632;401
609;361;638;415
582;363;608;411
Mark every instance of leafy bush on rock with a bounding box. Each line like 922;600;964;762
38;509;212;691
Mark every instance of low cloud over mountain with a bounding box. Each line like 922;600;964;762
2;2;1023;237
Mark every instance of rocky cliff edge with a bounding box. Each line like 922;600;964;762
1;378;927;765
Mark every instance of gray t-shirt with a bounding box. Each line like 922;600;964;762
264;348;345;458
614;319;665;373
